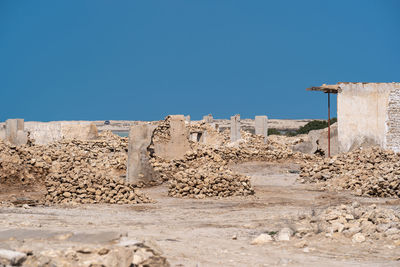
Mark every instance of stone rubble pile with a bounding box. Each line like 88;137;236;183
43;135;150;204
0;240;169;267
152;147;254;198
295;202;400;244
299;147;400;198
1;132;151;205
0;140;51;187
215;133;314;163
151;117;171;144
149;119;312;198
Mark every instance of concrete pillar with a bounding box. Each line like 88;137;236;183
230;114;241;142
126;124;156;184
255;116;268;143
5;119;27;145
203;114;213;123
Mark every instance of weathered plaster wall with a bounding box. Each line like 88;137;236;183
24;121;98;145
337;83;400;153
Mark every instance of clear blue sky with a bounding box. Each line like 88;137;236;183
1;1;399;121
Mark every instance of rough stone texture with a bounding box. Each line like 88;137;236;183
337;82;400;153
230;114;241;142
20;241;169;267
0;249;27;266
150;130;312;199
385;87;400;152
126;124;156;184
255;115;268;143
299;146;400;198
189;122;224;147
152;115;190;161
294;202;400;244
155;147;255;198
0;131;151;205
251;234;273;245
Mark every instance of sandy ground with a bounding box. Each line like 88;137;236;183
1;161;400;266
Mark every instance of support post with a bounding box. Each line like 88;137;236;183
328;92;331;158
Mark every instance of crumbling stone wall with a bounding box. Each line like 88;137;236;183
385;86;400;152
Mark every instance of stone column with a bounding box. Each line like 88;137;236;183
255;115;268;143
126;124;156;184
5;119;26;145
230;114;241;142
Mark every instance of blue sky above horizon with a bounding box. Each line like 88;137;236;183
1;0;399;122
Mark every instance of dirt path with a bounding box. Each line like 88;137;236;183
1;161;400;266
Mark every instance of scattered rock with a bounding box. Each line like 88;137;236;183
251;234;273;245
352;233;366;243
0;249;27;266
277;228;294;241
299;147;400;198
295;202;400;244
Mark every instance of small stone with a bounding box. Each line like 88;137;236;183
98;248;110;255
76;248;92;254
0;249;27;265
352;233;366;243
132;254;143;265
63;192;72;198
277;227;294;241
251;234;273;245
294;240;307;248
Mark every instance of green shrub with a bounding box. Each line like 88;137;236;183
296;118;337;135
268;128;281;135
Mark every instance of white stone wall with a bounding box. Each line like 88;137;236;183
24;121;98;145
338;83;400;153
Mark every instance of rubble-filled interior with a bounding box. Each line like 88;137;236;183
2;116;400;266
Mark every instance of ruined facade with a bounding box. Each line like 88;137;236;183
337;83;400;153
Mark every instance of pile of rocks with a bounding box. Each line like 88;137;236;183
149;120;313;198
214;133;314;163
152;147;254;198
0;239;169;267
296;202;400;243
151;117;171;144
299;147;400;198
42;136;150;204
0;140;51;187
1;132;151;205
44;173;150;204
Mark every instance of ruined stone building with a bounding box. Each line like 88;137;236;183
310;82;400;153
